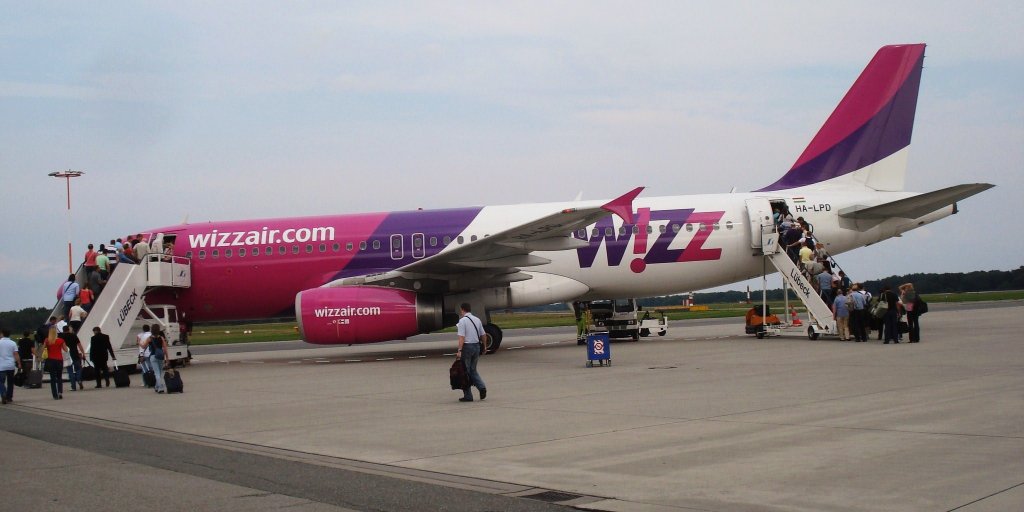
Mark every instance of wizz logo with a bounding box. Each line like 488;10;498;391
575;208;724;273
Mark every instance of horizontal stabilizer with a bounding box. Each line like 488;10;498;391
839;184;994;219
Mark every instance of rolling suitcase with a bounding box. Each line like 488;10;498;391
13;370;26;387
113;365;130;388
143;370;156;388
163;369;183;393
27;369;43;389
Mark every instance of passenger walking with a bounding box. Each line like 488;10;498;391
84;244;99;276
848;284;868;342
57;274;79;318
33;317;56;371
44;327;69;399
96;245;110;281
816;266;834;304
900;283;921;343
17;331;34;382
832;288;851;341
89;327;117;388
60;325;85;391
455;303;487;402
68;300;87;333
106;240;119;273
880;286;900;344
146;326;168;393
137;324;153;381
0;329;23;404
78;285;94;312
134;237;150;264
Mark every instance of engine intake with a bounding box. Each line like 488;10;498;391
296;286;443;344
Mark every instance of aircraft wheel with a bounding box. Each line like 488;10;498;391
484;323;503;354
658;330;666;337
807;326;820;340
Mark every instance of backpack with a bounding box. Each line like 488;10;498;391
871;297;889;319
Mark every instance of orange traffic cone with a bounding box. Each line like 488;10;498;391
790;307;802;326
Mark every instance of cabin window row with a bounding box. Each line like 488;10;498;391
191;232;492;260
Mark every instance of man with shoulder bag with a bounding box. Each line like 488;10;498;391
455;303;487;403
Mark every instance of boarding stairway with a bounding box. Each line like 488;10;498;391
755;223;836;338
50;255;191;362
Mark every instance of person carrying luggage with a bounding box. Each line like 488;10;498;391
89;326;117;388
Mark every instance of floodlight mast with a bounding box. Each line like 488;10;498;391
48;170;85;274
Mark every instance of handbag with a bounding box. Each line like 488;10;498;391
871;298;889;319
449;359;470;390
915;296;929;315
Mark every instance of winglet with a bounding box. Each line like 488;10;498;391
602;187;644;224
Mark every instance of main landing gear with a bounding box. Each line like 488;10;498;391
483;323;503;354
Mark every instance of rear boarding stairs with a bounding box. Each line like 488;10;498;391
746;198;837;340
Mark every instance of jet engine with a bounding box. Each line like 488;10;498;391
296;286;444;344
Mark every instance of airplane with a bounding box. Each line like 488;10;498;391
76;43;992;354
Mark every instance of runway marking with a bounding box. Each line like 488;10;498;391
344;359;362;363
375;357;394;361
287;361;302;364
506;346;525;350
241;361;265;364
542;342;560;346
315;360;331;363
408;355;426;359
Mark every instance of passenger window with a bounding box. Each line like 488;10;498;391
605;227;613;237
413;238;423;248
471;235;478;242
346;242;353;251
443;236;451;245
212;250;219;259
726;221;734;230
185;251;193;259
686;224;693;232
292;246;299;254
372;240;381;250
659;225;666;234
429;237;437;247
647;225;654;234
700;223;708;231
225;249;233;257
239;248;246;258
359;241;367;250
278;246;286;255
306;244;313;253
319;243;327;253
672;224;680;233
713;222;720;230
198;250;206;259
252;247;260;256
332;243;340;252
592;228;599;237
265;247;273;255
457;236;464;244
619;227;626;236
631;225;639;234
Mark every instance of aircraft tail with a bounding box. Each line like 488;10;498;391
758;44;926;192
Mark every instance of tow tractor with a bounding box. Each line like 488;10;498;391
585;298;668;342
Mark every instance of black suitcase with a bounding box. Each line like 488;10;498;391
26;369;43;389
164;369;183;393
143;370;156;388
113;366;130;388
13;370;26;387
80;362;96;382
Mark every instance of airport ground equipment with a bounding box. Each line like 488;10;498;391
746;198;837;339
587;298;668;341
50;254;192;371
585;332;611;367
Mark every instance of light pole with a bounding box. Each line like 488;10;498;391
49;170;85;274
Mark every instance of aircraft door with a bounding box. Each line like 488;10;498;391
390;234;404;260
411;233;425;259
745;198;774;249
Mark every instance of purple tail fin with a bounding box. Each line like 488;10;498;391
757;44;926;192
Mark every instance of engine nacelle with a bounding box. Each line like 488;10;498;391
296;286;444;344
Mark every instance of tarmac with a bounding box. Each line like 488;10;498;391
1;301;1022;512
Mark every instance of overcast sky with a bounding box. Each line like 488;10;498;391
2;1;1022;311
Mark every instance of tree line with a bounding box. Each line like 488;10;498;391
2;267;1021;332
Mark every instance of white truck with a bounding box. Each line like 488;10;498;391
586;298;668;341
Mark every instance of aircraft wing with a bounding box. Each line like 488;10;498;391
325;187;644;291
839;183;994;219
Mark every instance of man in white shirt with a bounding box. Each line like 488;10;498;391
0;329;24;404
455;303;487;402
137;324;153;379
